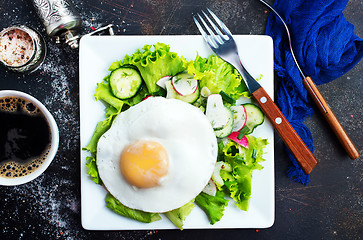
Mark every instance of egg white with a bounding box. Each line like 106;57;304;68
96;97;218;213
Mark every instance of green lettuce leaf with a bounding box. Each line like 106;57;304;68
183;54;250;100
224;171;252;211
164;200;195;230
83;116;114;154
105;194;162;223
243;135;268;170
120;43;184;94
94;80;124;111
85;156;102;185
105;105;120;118
220;136;268;210
195;191;228;225
108;60;122;72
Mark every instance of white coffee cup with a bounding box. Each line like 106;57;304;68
0;90;59;186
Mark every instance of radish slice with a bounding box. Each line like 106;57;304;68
228;131;249;148
230;105;247;131
171;72;198;96
202;179;217;196
156;76;172;89
143;95;152;101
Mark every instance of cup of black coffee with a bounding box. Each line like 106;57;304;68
0;90;59;185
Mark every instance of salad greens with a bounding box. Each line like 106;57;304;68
183;54;250;100
83;43;268;229
84;117;113;154
164;200;195;230
195;191;228;224
85;156;101;185
105;194;162;223
108;43;185;94
219;135;268;211
95;81;124;112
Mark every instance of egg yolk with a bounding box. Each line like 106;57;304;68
120;140;169;188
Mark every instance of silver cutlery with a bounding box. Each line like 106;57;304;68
193;8;319;174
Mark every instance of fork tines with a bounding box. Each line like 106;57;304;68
193;8;233;49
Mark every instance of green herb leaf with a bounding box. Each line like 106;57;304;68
237;126;250;140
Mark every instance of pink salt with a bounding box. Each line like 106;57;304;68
0;28;34;66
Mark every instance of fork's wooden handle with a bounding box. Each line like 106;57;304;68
252;87;318;174
303;76;359;160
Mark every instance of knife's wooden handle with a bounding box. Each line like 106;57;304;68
252;87;318;174
303;76;359;159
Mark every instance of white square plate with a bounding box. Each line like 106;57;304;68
79;35;275;230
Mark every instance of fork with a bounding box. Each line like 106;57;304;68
258;0;359;160
193;9;318;175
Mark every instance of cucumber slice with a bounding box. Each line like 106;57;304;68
110;67;143;99
171;72;198;96
240;103;264;135
165;80;199;103
206;94;228;130
214;107;234;138
206;94;234;138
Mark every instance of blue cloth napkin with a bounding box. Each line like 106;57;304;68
265;0;363;184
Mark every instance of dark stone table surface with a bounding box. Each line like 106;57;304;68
0;0;361;239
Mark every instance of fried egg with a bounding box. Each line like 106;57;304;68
96;97;218;213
